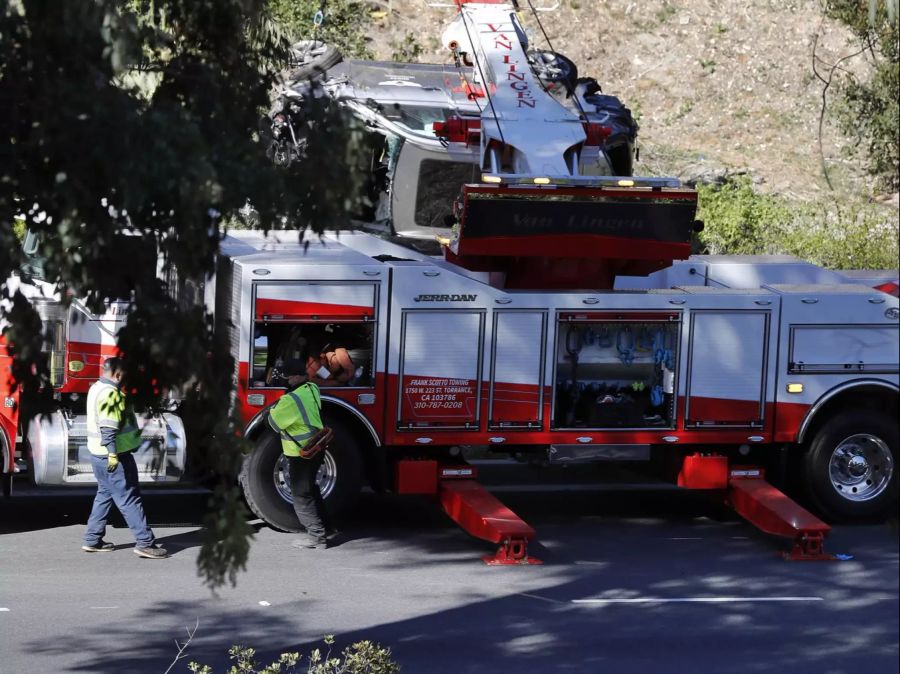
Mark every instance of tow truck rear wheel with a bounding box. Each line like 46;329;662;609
240;418;364;532
803;409;898;522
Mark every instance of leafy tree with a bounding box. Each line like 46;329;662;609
0;0;364;590
825;0;899;191
697;178;899;270
269;0;372;58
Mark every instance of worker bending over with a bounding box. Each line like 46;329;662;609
268;353;334;549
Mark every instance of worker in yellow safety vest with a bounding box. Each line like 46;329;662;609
268;352;334;549
82;357;167;559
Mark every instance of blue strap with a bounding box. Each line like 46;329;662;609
566;327;582;356
653;329;674;370
617;327;635;365
637;326;653;351
597;326;612;348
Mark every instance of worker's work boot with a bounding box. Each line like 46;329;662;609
133;544;168;559
291;535;328;550
82;540;115;553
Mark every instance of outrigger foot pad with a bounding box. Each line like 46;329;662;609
482;537;543;566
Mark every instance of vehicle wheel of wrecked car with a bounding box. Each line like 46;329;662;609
261;99;308;167
527;49;577;94
285;40;343;81
265;137;305;168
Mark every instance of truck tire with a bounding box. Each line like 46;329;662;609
803;409;898;522
1;432;10;497
240;417;364;532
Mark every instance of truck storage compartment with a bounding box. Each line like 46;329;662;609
685;310;769;427
488;310;547;429
398;310;485;429
250;282;378;388
552;313;679;429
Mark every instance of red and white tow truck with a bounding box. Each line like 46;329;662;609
2;1;897;563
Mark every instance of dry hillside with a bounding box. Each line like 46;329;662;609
365;0;896;206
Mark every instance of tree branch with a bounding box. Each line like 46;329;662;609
164;618;200;674
812;25;869;190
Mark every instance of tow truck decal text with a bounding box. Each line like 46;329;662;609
482;21;536;108
413;294;477;302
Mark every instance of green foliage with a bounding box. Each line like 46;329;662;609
12;216;25;241
0;0;366;591
390;32;424;63
698;58;716;75
697;178;899;270
825;0;899;191
188;636;401;674
269;0;371;58
696;179;789;256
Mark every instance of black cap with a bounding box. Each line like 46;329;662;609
281;358;307;377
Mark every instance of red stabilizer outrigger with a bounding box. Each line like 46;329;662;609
394;459;541;564
727;467;834;561
440;478;542;565
679;455;834;560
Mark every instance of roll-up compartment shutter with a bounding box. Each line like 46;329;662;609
254;283;376;321
686;311;769;427
490;311;546;428
790;325;899;373
398;311;484;428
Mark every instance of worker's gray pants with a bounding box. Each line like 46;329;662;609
286;454;329;542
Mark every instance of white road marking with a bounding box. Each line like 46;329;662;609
0;608;9;612
519;593;566;605
258;601;271;606
573;596;824;605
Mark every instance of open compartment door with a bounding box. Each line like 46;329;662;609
552;312;680;429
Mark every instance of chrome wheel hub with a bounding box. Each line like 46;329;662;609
274;450;338;504
829;434;894;502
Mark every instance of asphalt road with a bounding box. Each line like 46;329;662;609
0;479;897;674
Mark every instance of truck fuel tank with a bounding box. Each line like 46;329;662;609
27;411;187;485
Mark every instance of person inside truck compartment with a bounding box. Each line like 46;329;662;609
263;325;309;386
306;342;356;386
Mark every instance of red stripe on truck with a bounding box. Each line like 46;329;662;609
254;298;374;320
